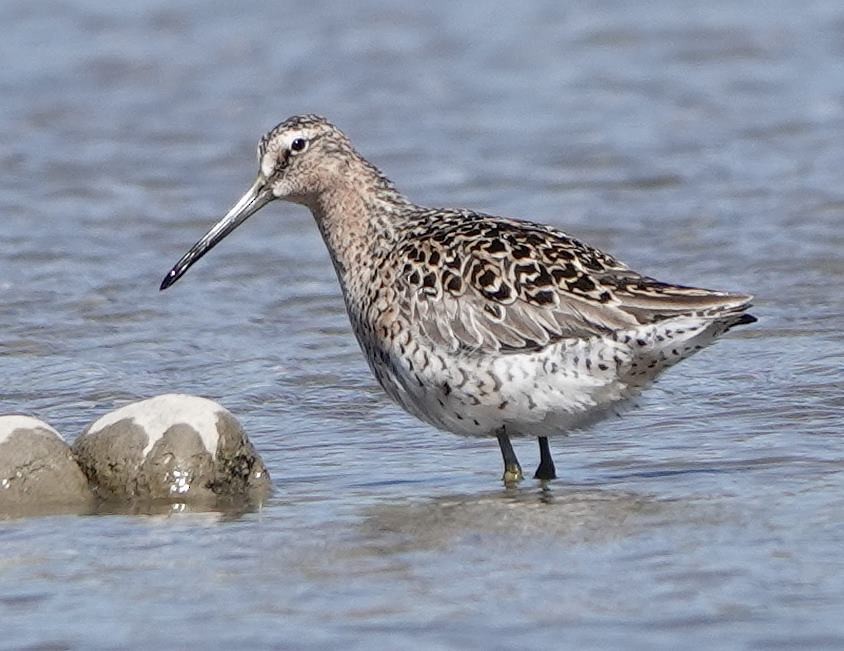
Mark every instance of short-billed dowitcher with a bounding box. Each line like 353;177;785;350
161;115;755;483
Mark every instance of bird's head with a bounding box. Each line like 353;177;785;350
160;114;353;290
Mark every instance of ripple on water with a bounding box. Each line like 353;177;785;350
1;0;844;648
360;488;668;551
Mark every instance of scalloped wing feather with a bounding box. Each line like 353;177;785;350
392;211;754;355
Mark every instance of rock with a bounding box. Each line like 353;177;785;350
0;416;94;515
72;394;271;504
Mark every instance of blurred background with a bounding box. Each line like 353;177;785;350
1;1;843;648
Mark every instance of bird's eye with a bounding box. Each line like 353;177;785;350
290;138;307;153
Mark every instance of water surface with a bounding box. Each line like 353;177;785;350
1;1;843;648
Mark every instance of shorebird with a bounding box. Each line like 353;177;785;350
161;115;755;483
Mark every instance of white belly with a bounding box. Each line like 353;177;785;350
366;315;729;439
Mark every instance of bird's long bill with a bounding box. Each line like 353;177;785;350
160;176;272;290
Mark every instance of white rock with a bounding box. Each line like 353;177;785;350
0;415;62;445
73;394;271;503
87;394;225;458
0;415;93;513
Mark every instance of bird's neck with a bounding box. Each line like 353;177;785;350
306;164;412;280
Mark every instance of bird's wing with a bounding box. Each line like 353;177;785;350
391;212;752;355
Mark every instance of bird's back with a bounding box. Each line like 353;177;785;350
379;208;753;354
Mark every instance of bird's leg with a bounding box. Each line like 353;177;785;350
496;430;523;483
534;436;557;481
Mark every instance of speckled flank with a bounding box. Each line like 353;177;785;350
0;415;63;444
86;394;225;457
163;115;755;477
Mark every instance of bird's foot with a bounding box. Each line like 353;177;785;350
502;463;524;485
533;461;557;481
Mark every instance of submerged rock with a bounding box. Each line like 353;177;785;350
0;416;94;514
72;394;271;504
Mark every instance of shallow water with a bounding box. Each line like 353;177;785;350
1;0;843;648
